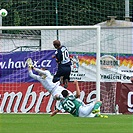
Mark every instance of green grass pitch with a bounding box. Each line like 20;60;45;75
0;114;132;133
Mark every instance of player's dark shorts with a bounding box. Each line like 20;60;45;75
53;64;71;83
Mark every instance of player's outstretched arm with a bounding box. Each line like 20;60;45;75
51;110;59;117
73;80;80;98
27;66;40;80
28;68;39;80
26;58;40;80
33;67;48;75
28;67;32;71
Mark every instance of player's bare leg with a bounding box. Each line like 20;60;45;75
63;79;68;88
60;76;64;85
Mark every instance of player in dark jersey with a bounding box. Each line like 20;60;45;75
52;40;72;88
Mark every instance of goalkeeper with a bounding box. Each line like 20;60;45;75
26;58;72;100
51;81;107;118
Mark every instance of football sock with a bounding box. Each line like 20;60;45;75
93;101;102;110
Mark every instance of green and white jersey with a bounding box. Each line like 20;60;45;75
58;95;82;117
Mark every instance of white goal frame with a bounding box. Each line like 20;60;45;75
0;25;101;101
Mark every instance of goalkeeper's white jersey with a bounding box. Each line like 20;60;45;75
29;68;60;93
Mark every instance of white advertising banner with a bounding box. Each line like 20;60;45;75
70;54;133;83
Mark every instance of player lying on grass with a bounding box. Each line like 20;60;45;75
26;58;72;100
51;80;107;118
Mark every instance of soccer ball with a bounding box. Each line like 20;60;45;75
0;9;8;17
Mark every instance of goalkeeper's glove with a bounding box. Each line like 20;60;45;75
28;64;34;68
26;58;34;68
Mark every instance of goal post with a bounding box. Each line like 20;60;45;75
0;25;101;95
0;25;101;112
0;26;101;101
0;25;100;30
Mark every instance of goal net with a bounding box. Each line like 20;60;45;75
0;26;101;113
0;25;133;114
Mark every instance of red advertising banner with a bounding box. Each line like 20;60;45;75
0;82;133;114
0;82;97;113
0;82;86;113
116;83;133;114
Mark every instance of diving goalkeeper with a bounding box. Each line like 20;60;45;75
26;58;72;100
